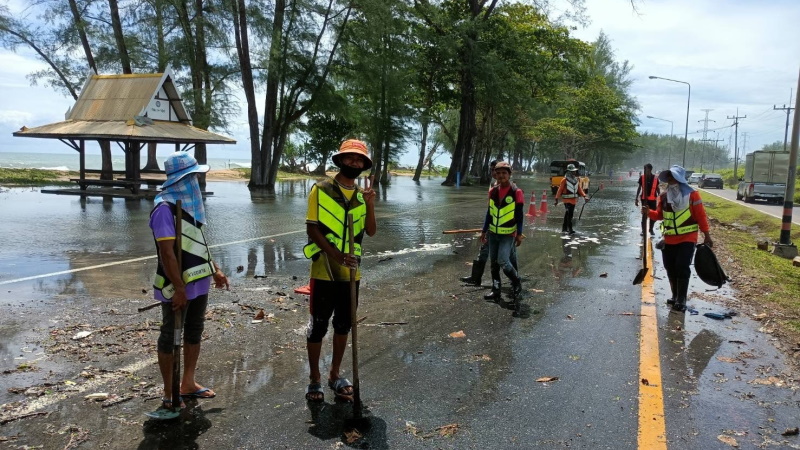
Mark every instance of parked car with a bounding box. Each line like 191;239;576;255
699;173;723;189
687;173;704;185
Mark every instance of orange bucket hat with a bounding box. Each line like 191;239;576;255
332;139;372;170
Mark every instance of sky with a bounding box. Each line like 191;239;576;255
1;0;799;167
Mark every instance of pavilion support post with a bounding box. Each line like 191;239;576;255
79;140;86;180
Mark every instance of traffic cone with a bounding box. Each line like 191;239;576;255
526;192;537;216
540;190;548;213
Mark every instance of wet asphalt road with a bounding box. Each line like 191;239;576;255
696;185;800;226
1;176;799;449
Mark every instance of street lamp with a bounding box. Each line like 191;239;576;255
646;115;674;166
649;76;691;167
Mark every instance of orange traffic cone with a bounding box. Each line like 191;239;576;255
540;190;548;213
526;192;537;216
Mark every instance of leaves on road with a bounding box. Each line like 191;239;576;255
536;376;559;383
449;330;466;338
717;435;738;447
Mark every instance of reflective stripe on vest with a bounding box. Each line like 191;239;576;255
151;204;214;300
660;200;699;236
303;180;367;259
488;186;517;234
640;174;658;201
562;178;578;199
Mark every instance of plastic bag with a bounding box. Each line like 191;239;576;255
694;243;729;288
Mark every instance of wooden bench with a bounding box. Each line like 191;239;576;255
117;177;165;186
70;178;140;194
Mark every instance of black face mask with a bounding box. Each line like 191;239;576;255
339;165;364;180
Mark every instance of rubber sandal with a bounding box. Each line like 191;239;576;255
305;382;324;402
181;387;216;399
144;398;184;420
328;378;354;401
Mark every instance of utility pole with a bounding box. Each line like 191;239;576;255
727;109;746;177
773;69;799;259
742;132;749;155
698;109;715;171
774;89;795;152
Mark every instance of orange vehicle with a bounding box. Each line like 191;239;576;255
549;160;590;195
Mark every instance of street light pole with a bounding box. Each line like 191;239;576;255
649;76;691;167
646;115;674;167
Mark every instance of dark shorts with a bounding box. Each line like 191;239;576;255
306;279;359;343
158;294;208;353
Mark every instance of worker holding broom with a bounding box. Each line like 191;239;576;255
302;139;376;402
555;163;589;234
148;152;229;417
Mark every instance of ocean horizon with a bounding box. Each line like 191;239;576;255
0;150;252;171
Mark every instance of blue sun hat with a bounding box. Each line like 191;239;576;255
658;165;688;184
161;152;209;189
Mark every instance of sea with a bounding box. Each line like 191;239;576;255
0;150;252;171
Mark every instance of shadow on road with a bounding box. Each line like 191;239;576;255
307;401;388;449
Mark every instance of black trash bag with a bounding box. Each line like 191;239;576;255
694;243;730;288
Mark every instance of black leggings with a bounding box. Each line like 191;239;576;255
661;242;695;280
158;294;208;353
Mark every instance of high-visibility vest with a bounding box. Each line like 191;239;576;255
561;178;579;199
488;185;519;234
659;194;699;236
151;203;214;300
640;174;658;201
303;179;367;261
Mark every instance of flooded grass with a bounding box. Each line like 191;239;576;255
701;192;800;334
0;168;70;184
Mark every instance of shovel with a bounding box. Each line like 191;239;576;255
145;199;184;420
633;217;649;285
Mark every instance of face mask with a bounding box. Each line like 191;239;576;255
339;165;364;180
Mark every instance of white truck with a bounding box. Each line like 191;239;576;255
736;151;790;204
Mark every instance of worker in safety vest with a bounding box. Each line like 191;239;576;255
635;163;660;236
460;160;518;286
554;163;589;234
643;165;713;313
149;152;229;413
480;161;524;305
303;139;376;402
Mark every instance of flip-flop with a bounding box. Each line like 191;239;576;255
181;387;216;399
328;378;354;402
305;382;324;402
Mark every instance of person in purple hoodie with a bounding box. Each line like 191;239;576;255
149;152;229;412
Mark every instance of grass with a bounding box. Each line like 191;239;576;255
0;168;68;184
700;192;800;333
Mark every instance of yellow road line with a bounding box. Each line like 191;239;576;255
638;235;667;449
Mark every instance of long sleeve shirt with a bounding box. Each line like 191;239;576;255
647;190;709;245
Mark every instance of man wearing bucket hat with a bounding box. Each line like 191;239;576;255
555;163;589;234
149;152;229;413
643;165;713;312
480;161;525;306
303;139;376;402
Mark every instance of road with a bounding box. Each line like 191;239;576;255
1;177;798;449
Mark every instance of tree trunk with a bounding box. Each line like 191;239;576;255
195;143;207;190
231;0;262;189
108;0;131;74
254;0;285;190
68;0;96;73
443;40;476;186
99;140;113;180
143;142;160;170
413;118;429;181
